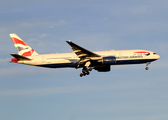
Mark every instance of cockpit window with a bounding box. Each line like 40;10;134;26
153;53;157;55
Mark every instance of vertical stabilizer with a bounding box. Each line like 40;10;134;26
9;33;39;56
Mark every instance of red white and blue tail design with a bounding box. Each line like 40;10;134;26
10;33;38;56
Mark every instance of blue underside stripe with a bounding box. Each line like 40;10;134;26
36;59;157;68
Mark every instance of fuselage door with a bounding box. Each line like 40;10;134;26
41;56;46;63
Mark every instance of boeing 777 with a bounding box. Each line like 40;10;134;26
10;33;160;77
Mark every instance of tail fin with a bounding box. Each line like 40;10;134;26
9;33;39;56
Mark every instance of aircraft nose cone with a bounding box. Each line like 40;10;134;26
156;54;160;59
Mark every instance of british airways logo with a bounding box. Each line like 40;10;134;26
134;51;150;56
134;51;149;53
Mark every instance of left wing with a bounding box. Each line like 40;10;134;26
66;41;101;67
66;41;100;58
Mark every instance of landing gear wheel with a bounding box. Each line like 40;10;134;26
80;73;83;77
86;71;90;75
145;62;150;70
83;73;86;76
80;67;92;77
145;67;149;70
82;69;86;73
89;68;92;71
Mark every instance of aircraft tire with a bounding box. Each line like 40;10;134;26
89;68;92;71
145;67;149;70
82;69;86;73
80;73;83;77
83;73;86;76
86;71;90;75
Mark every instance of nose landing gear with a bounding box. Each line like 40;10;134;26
145;62;150;70
80;67;92;77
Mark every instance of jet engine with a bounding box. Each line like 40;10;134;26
102;56;116;65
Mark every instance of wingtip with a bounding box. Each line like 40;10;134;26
66;40;72;43
66;40;72;44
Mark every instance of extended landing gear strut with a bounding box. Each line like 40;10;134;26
145;62;150;70
80;67;92;77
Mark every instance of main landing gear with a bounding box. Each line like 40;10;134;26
145;62;150;70
80;67;92;77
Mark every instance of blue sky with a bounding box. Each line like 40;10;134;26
0;0;168;120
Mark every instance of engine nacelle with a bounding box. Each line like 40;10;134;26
102;56;116;65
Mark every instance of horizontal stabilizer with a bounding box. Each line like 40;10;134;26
10;54;31;60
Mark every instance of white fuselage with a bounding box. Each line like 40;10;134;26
16;49;160;68
9;33;160;77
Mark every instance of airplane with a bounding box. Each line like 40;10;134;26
9;33;160;77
